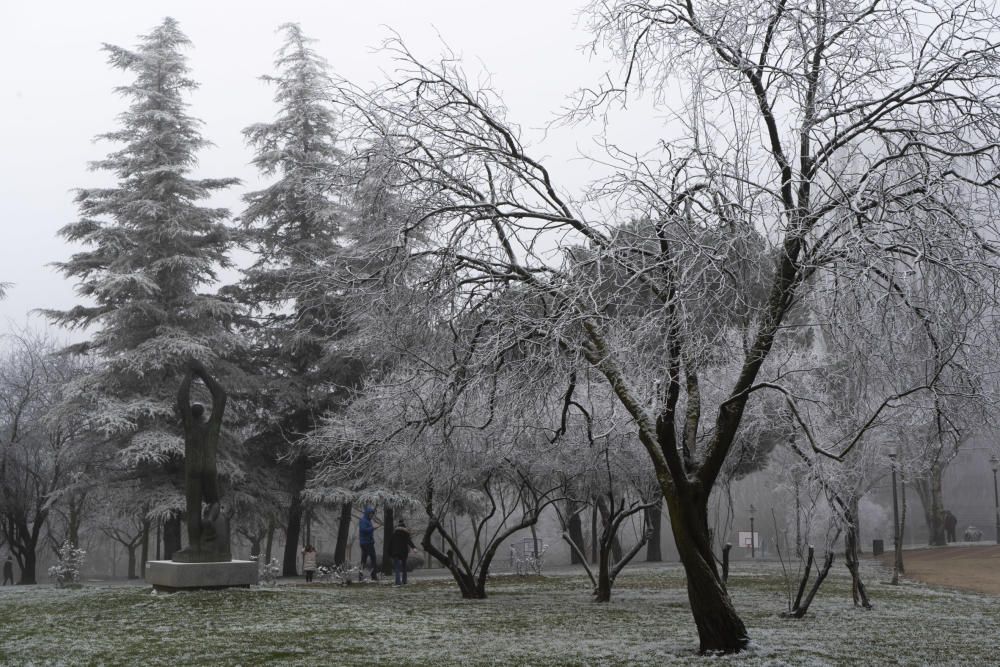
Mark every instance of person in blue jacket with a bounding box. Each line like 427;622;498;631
359;506;378;581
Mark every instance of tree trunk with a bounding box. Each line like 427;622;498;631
162;514;181;560
334;503;352;565
140;518;150;577
784;548;835;618
665;489;749;653
420;520;485;599
914;465;946;547
67;495;83;548
4;513;46;585
381;507;394;576
282;457;308;576
265;520;275;563
645;499;663;562
595;496;623;563
567;503;586;566
20;550;37;586
127;545;138;580
590;503;599;563
792;545;814;612
843;505;872;610
595;541;612;602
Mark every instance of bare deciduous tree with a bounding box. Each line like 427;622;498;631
326;0;1000;651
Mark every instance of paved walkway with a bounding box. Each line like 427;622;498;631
879;544;1000;596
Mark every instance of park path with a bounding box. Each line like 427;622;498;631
879;545;1000;596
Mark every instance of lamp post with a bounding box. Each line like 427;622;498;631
749;504;756;559
889;449;902;584
991;455;999;546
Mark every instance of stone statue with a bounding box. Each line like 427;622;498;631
173;360;231;563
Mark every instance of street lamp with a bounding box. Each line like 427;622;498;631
749;504;757;559
990;455;999;546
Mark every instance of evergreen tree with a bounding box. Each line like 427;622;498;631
235;24;354;575
45;18;240;556
239;23;348;388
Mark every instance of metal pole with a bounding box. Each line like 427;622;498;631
750;516;755;559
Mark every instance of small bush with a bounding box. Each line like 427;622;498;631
48;541;86;588
251;556;281;586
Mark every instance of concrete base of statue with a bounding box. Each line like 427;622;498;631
145;560;258;592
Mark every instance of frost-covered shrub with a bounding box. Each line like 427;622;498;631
48;541;86;588
251;556;280;586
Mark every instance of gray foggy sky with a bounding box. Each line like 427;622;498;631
0;1;663;333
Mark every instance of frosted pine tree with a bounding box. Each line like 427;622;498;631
234;24;355;575
240;23;348;375
45;18;241;556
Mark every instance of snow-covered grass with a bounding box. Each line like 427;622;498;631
1;561;997;666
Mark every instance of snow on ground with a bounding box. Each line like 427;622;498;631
0;560;997;666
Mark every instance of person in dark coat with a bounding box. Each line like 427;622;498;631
3;555;14;585
389;520;416;585
358;507;378;581
944;510;958;543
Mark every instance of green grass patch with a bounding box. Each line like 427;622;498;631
1;561;998;665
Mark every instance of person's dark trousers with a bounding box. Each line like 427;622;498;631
305;570;314;583
361;543;378;580
393;558;407;585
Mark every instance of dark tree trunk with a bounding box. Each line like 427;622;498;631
595;496;624;563
162;514;181;560
721;543;731;584
127;546;138;580
20;551;36;586
592;495;655;603
381;507;394;576
595;541;612;602
645;498;663;562
842;499;873;609
665;490;749;653
140;519;150;577
420;520;486;599
590;503;599;563
67;494;84;548
913;465;946;546
567;503;585;566
4;513;47;585
282;457;308;576
265;520;275;563
248;536;262;559
334;503;352;565
784;549;835;618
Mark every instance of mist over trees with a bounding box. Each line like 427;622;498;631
5;1;1000;657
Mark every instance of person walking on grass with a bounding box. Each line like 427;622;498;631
3;555;13;585
390;520;416;586
302;545;317;583
359;507;378;581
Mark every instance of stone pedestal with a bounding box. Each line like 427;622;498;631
145;560;258;592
